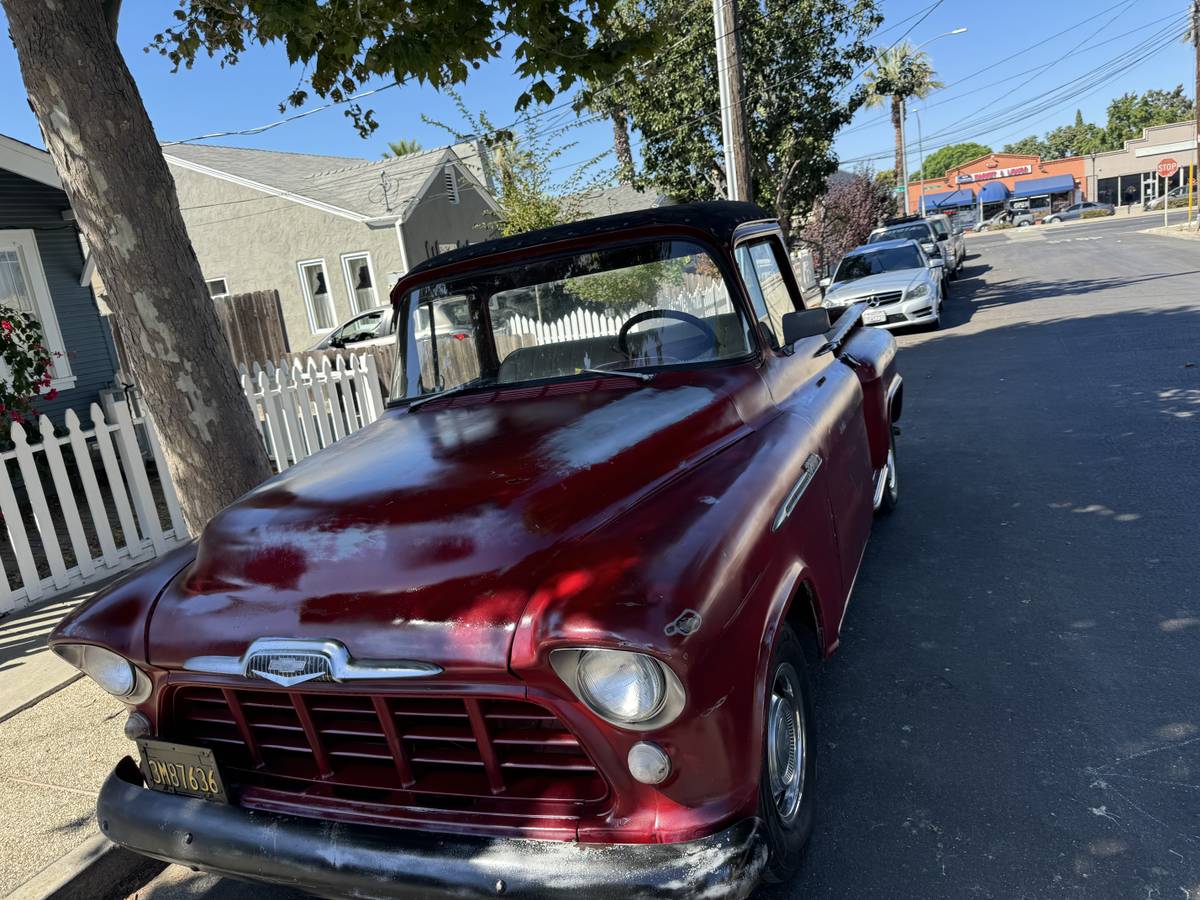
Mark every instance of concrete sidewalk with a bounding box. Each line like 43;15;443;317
0;577;126;725
0;679;127;895
0;578;136;895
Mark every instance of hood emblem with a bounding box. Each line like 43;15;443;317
249;654;326;686
184;638;443;683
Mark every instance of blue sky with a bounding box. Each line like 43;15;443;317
0;0;1194;186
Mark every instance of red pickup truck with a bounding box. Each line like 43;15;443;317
52;201;902;899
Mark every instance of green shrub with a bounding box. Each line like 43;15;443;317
1081;209;1110;219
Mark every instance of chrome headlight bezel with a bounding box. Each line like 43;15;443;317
906;282;931;301
52;643;152;704
550;648;686;731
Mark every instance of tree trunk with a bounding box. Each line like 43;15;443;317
610;109;635;184
891;96;904;189
3;0;274;533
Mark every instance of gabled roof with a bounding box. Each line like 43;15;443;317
573;182;673;218
163;140;497;224
0;134;63;190
404;200;773;280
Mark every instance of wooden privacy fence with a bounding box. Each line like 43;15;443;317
241;355;386;472
0;401;189;615
214;290;290;367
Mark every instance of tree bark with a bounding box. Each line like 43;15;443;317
3;0;274;533
610;109;635;184
891;96;904;189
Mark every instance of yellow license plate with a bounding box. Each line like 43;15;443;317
137;738;228;803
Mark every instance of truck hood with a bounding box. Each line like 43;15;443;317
148;378;748;675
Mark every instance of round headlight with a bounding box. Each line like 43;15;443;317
54;644;149;702
81;645;136;696
576;650;666;724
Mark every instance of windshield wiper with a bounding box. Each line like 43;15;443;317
406;380;491;411
578;367;655;383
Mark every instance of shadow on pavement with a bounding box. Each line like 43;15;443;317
756;305;1200;899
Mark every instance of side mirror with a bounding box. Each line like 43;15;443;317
819;276;831;289
929;257;945;268
782;309;831;345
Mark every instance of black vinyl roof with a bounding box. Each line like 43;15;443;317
405;200;775;278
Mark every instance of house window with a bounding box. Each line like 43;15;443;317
340;253;378;315
0;229;74;387
205;278;229;299
444;166;460;205
297;259;336;332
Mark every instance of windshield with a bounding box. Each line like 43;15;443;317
392;240;754;401
833;245;924;283
928;219;949;238
870;224;932;244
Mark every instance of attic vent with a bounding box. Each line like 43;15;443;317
444;165;460;205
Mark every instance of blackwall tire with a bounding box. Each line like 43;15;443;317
758;624;817;883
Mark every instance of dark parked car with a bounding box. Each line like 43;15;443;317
51;202;903;899
1043;201;1115;223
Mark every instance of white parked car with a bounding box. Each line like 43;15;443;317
821;239;944;330
922;213;966;275
867;219;951;286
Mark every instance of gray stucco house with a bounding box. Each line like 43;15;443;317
0;134;119;423
164;142;500;350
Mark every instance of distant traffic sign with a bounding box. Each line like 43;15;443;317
1157;158;1179;179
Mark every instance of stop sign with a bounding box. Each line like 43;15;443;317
1157;158;1179;179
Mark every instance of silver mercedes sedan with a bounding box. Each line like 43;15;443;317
821;239;945;330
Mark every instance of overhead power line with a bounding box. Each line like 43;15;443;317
836;13;1190;168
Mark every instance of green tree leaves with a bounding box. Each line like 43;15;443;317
913;142;991;181
150;0;661;134
1002;90;1195;158
600;0;880;245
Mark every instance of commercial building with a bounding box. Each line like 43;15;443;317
906;152;1084;224
903;120;1200;222
1083;120;1198;207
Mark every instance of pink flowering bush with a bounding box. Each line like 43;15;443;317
0;311;60;425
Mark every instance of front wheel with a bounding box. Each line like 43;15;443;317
758;624;816;883
1045;216;1059;224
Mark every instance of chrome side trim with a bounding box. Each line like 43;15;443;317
773;453;822;532
872;465;888;511
184;637;442;682
886;375;903;412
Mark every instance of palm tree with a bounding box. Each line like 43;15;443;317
382;138;423;159
863;42;942;186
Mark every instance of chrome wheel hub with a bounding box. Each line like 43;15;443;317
766;664;806;823
886;446;897;498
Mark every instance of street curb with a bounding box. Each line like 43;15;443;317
0;672;82;727
6;834;166;900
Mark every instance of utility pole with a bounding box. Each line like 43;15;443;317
1192;0;1199;227
713;0;752;202
916;107;926;216
899;99;910;215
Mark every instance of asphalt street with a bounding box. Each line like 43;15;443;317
130;220;1200;900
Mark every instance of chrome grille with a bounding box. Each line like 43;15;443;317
165;685;610;834
867;291;903;307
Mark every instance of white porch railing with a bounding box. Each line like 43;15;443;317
0;400;189;615
240;355;385;472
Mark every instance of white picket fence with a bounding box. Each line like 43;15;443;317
0;400;189;615
240;354;386;472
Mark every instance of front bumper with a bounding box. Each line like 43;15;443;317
98;758;767;899
827;297;937;330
